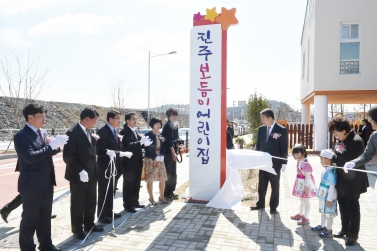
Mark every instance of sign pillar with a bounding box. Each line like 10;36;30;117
189;7;238;201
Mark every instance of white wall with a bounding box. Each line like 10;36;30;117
301;0;377;101
300;0;316;100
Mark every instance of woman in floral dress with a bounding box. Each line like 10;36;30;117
144;118;168;204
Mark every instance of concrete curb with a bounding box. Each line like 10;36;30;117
53;188;71;203
0;153;17;160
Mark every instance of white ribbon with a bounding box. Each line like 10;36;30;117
339;166;377;175
104;152;117;229
68;152;148;251
206;149;275;209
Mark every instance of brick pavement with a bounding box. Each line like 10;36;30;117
0;154;376;251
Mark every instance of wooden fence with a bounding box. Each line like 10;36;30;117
282;124;313;149
282;123;362;149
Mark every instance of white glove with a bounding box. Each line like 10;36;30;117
159;155;164;162
343;162;355;173
120;151;133;158
106;150;116;159
79;170;89;182
156;156;161;162
281;164;287;172
144;139;153;147
140;136;150;145
48;135;69;150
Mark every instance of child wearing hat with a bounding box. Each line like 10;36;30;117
311;149;338;238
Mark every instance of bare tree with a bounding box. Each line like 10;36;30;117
289;110;301;123
269;101;292;121
176;103;189;128
109;79;132;112
153;95;171;122
0;49;49;128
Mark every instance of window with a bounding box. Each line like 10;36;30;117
340;23;360;74
302;52;305;79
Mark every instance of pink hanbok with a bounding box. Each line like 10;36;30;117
292;158;316;198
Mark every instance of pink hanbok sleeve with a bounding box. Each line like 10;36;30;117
300;161;313;172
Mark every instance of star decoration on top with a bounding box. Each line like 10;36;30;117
204;7;219;22
215;7;238;30
193;12;204;22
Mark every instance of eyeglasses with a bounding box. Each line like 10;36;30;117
112;117;121;120
34;114;46;119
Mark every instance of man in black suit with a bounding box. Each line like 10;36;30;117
250;108;288;214
120;112;152;212
226;120;235;149
63;108;115;239
14;104;68;251
96;110;132;223
0;162;57;224
161;108;180;200
227;121;234;138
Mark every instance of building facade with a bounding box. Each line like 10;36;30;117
300;0;377;150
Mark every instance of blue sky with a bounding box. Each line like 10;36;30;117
0;0;307;110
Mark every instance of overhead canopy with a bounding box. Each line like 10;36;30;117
301;90;377;104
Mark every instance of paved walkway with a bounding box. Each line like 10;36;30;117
0;153;376;251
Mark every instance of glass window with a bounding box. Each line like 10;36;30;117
340;42;360;60
342;26;349;39
351;24;359;39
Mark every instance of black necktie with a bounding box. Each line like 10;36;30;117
37;129;45;145
113;129;119;146
85;129;92;144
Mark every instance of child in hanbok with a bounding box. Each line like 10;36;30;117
311;149;338;238
291;144;316;225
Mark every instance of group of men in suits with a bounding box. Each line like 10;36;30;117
8;104;286;250
11;105;147;250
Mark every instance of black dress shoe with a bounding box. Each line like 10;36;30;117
133;204;145;208
51;214;57;219
334;231;349;238
73;232;87;240
98;217;112;224
38;244;62;251
270;209;278;214
90;225;104;232
250;206;265;210
346;237;358;246
165;196;174;201
124;207;136;213
0;208;10;223
114;212;121;218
